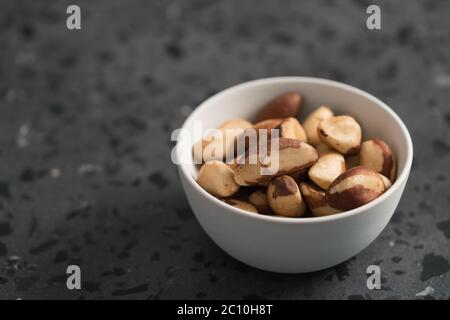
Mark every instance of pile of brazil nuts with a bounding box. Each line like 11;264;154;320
193;92;396;217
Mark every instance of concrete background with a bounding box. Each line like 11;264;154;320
0;0;449;299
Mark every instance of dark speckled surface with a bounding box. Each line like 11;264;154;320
0;0;450;299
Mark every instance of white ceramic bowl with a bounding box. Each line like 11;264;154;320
175;77;413;273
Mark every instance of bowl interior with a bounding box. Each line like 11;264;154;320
177;77;412;218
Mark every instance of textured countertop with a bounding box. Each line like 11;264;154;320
0;0;449;299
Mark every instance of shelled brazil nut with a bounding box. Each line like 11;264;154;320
326;166;385;211
193;92;396;217
233;138;318;186
268;175;306;217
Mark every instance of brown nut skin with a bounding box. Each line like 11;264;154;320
299;182;341;217
248;190;273;215
326;166;385;211
278;117;307;142
317;115;362;155
268;175;306;217
345;155;360;170
254;93;302;122
308;152;346;190
222;199;258;213
359;139;396;182
196;161;240;197
233;138;318;186
193;118;252;163
303;106;334;146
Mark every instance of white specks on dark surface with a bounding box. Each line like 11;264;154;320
16;123;30;148
180;105;193;117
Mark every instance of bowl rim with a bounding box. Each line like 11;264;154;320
176;77;413;224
